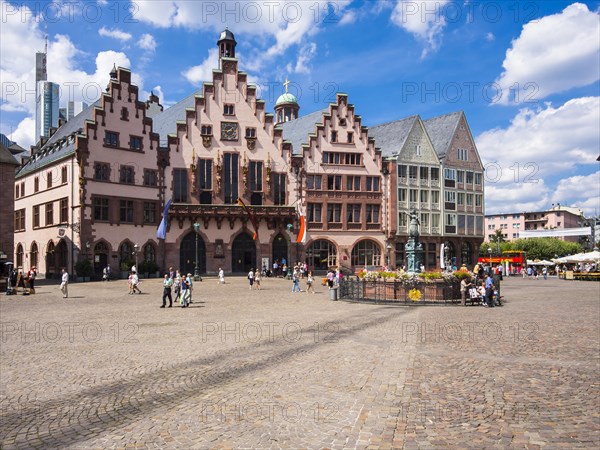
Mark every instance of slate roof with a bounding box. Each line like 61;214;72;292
151;89;202;143
16;101;99;178
422;111;462;158
0;142;19;165
279;108;328;155
368;115;418;158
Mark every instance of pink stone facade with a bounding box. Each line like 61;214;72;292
13;30;487;278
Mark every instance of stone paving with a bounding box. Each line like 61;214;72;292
0;275;598;449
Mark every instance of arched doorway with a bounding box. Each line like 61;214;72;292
30;242;38;269
461;242;472;267
272;233;288;266
56;240;68;270
94;241;109;275
308;239;337;272
180;232;206;275
46;241;56;277
232;232;255;273
351;240;382;268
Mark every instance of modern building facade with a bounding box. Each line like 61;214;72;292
14;30;486;277
485;205;587;243
35;81;60;145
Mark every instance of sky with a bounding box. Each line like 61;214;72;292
1;0;599;216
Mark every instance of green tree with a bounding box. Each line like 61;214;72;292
480;238;582;261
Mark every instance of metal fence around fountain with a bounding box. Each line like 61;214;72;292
338;278;461;305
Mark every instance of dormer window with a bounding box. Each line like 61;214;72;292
416;145;422;156
224;104;235;115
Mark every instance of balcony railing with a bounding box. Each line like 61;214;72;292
431;203;440;210
409;178;418;185
431;226;440;234
419;179;429;186
398;177;407;185
409;202;418;209
431;179;440;187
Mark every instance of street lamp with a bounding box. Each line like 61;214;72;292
386;243;392;268
133;244;139;272
193;222;201;281
488;247;492;265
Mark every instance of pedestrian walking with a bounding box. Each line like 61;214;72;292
180;274;190;307
248;268;254;289
60;268;69;298
484;273;495;307
460;278;472;306
27;266;37;294
218;267;225;284
542;266;548;280
173;271;182;303
131;271;142;294
186;273;193;304
306;271;315;294
254;271;261;290
292;267;301;292
327;270;335;289
161;274;173;308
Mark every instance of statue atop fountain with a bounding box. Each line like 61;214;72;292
405;209;424;273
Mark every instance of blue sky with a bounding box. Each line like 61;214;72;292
1;0;599;216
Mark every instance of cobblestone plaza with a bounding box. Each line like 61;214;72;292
1;277;599;449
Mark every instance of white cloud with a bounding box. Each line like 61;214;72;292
6;117;35;151
495;3;600;104
0;0;143;149
133;0;352;70
293;42;317;74
97;0;108;5
485;32;495;42
477;97;600;215
138;33;157;52
182;48;219;85
98;27;133;42
390;0;450;58
339;10;357;25
552;171;600;216
485;181;551;215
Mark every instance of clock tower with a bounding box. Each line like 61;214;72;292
217;28;237;66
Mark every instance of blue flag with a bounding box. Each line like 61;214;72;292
156;199;172;240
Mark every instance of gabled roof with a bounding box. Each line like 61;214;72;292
280;108;328;155
368;115;418;158
151;89;202;142
422;111;462;158
0;142;19;165
16;101;98;178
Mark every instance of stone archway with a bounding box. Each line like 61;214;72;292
308;239;337;272
232;232;256;273
272;233;288;267
351;240;382;268
179;232;206;275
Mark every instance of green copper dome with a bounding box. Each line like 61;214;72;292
275;92;298;106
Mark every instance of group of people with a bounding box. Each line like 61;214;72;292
161;268;194;308
522;266;548;280
6;266;37;295
460;263;502;308
245;265;316;294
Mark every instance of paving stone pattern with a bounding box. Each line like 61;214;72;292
0;276;598;449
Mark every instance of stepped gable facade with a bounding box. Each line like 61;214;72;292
12;29;485;277
281;94;386;271
14;67;162;278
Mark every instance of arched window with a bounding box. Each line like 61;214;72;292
16;243;23;268
119;242;133;266
30;242;39;268
351;240;382;267
143;243;156;262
